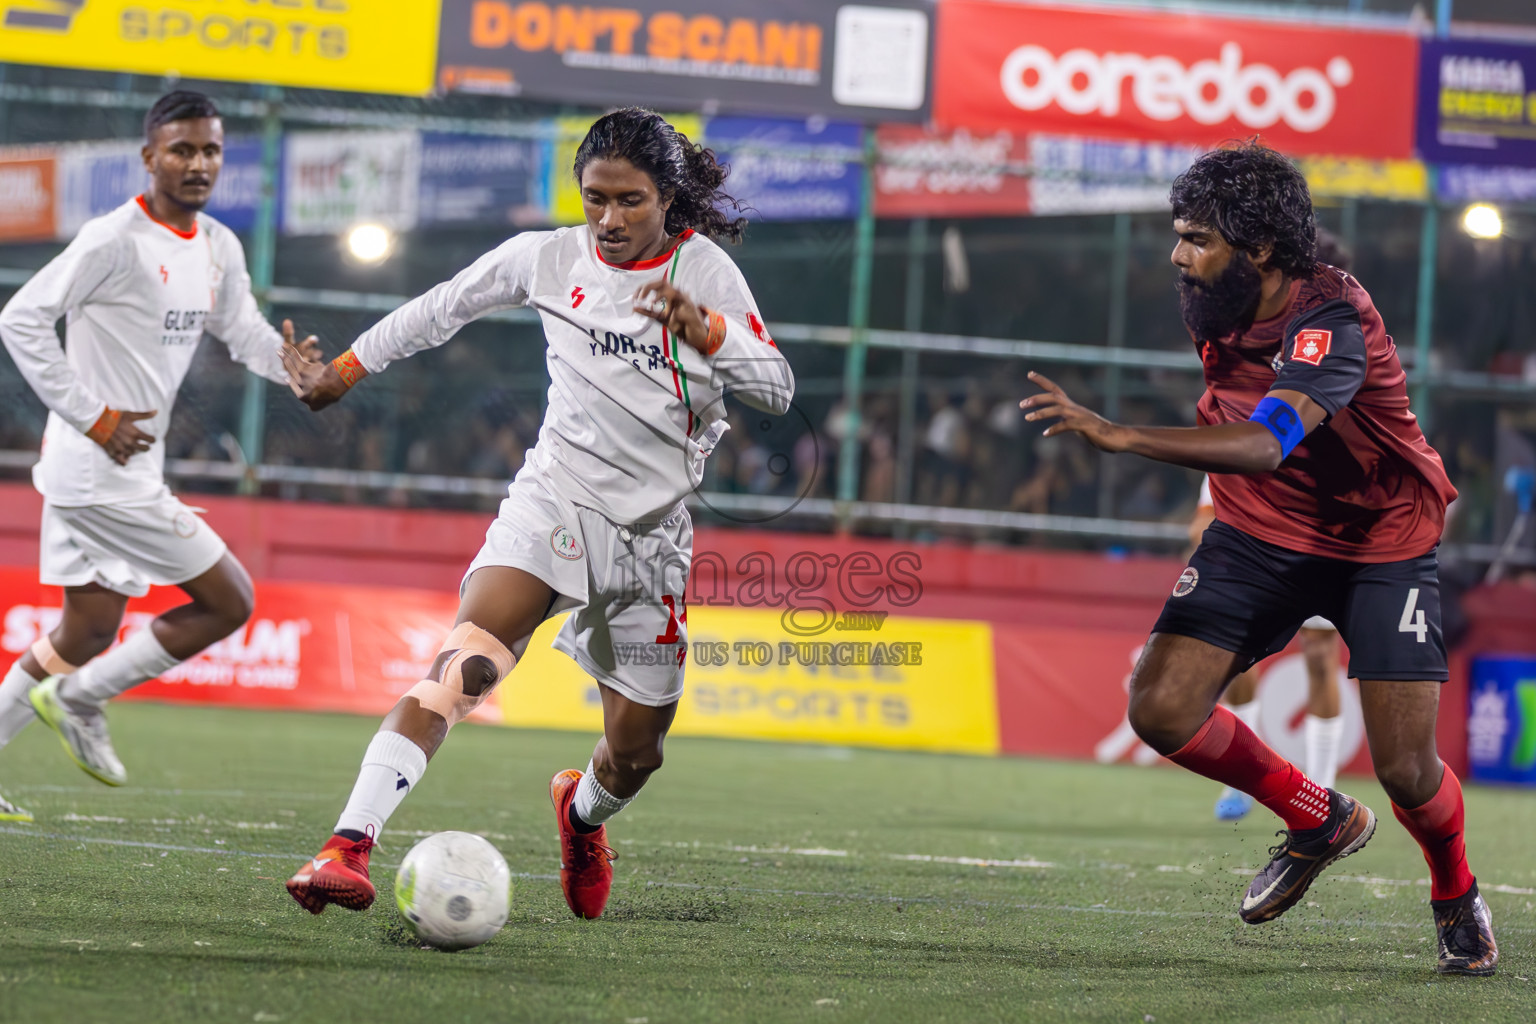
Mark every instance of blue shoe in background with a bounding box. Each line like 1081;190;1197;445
1214;787;1253;822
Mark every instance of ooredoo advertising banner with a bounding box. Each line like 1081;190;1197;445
437;0;934;122
1417;39;1536;168
934;1;1418;161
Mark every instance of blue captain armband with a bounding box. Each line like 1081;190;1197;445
1249;396;1305;460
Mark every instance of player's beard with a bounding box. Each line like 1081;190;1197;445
1177;254;1263;342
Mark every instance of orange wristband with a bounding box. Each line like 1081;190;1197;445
700;310;726;357
331;349;367;388
85;407;121;446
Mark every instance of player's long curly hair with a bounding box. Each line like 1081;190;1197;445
1169;141;1317;277
574;108;746;243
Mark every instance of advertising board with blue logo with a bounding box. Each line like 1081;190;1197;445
1467;655;1536;786
55;137;263;238
705;116;862;221
1417;39;1536;168
417;133;545;228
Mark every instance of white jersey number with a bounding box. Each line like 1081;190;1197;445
1397;588;1428;643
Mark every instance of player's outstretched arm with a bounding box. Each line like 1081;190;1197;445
1021;371;1326;475
207;229;321;384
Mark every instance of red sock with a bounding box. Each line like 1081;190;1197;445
1391;764;1475;902
1168;705;1331;830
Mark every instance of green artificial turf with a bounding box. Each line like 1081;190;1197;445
0;702;1531;1023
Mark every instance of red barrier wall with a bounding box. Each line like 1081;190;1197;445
0;483;1176;627
2;481;1525;776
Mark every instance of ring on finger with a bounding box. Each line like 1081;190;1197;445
656;297;668;312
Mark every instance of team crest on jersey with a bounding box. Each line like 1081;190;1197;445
1291;329;1332;367
1172;566;1199;597
551;525;583;560
173;511;199;539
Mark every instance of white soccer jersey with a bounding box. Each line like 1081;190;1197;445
352;225;795;524
0;196;288;506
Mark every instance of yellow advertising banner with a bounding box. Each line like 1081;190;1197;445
547;112;702;224
0;1;438;97
1299;157;1429;201
501;607;1000;755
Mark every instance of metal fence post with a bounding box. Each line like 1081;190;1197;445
237;85;282;493
835;126;877;524
1097;212;1131;519
1413;198;1438;433
894;217;926;521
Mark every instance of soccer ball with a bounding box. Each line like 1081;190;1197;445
394;831;512;951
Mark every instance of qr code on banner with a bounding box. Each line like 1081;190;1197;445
832;5;929;111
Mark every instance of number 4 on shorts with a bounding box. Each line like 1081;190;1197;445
1398;587;1428;643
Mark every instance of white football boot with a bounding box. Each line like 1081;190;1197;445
28;676;127;786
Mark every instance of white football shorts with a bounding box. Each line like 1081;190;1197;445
39;491;228;598
1302;615;1338;631
463;472;692;708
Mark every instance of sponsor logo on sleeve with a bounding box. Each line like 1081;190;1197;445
1291;328;1332;366
747;311;775;347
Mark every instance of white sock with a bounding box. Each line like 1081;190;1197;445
61;628;180;709
572;759;632;828
334;730;428;838
1229;698;1262;737
1304;714;1345;790
0;660;42;747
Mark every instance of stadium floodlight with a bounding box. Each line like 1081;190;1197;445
346;223;394;263
1461;204;1503;240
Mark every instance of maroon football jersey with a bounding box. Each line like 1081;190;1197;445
1196;264;1457;562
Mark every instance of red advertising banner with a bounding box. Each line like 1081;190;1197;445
933;1;1418;160
0;567;467;721
0;149;56;242
991;623;1378;778
875;124;1032;217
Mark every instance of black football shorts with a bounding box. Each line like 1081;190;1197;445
1152;520;1448;681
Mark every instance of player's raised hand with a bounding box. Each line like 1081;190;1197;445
284;318;323;361
635;278;709;352
1020;370;1130;452
99;409;158;465
280;319;349;412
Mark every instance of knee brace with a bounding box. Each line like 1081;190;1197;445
404;622;516;727
30;636;79;676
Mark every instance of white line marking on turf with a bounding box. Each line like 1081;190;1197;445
0;826;302;859
10;822;1533;902
887;853;1055;869
4;827;1533;935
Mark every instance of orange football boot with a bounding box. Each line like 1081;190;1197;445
286;833;377;915
550;768;617;919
